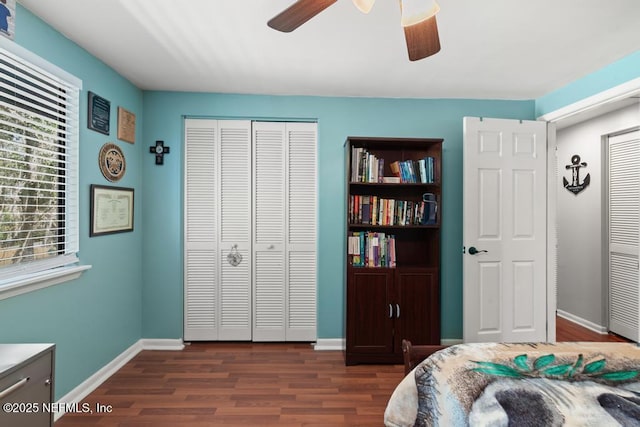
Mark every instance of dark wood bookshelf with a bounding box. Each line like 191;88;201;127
345;136;442;365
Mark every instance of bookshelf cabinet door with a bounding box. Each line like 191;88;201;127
346;269;394;357
394;269;440;350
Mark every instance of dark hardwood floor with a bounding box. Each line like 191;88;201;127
555;316;630;342
55;318;633;426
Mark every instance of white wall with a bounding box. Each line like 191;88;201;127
557;103;639;330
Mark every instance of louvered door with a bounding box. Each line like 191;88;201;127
252;122;317;341
285;123;317;341
185;119;316;342
608;130;640;342
184;119;218;340
184;119;252;341
218;122;252;340
253;122;286;340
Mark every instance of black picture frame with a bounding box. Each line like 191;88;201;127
87;91;111;135
90;184;134;236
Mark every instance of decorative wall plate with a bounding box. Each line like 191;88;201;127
98;142;126;182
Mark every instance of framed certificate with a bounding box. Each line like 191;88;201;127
90;185;134;236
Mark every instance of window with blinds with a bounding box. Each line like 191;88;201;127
0;42;81;287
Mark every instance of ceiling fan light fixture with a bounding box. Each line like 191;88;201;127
352;0;375;14
400;0;440;27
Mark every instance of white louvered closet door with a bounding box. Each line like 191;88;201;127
218;121;252;340
286;123;317;341
608;130;640;342
252;122;317;341
184;119;218;340
253;122;287;341
184;119;252;341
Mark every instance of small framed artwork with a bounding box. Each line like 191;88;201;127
88;91;111;135
90;184;134;236
117;106;136;143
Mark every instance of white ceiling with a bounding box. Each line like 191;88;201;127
18;0;640;100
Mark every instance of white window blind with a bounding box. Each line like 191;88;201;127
0;42;81;284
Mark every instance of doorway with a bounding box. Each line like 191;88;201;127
551;99;640;341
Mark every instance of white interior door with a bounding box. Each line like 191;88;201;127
463;117;548;343
608;130;640;341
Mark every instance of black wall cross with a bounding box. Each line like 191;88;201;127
150;140;170;165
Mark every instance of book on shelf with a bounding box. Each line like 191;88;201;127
351;146;386;183
388;157;437;183
352;146;438;184
348;231;396;268
382;176;401;183
349;194;438;226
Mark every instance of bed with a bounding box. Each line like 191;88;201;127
384;341;640;426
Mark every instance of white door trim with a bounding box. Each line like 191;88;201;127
546;122;557;342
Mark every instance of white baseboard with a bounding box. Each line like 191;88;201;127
314;338;344;350
140;338;185;351
54;339;184;421
441;338;463;346
557;309;607;334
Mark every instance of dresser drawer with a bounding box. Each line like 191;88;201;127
0;344;54;427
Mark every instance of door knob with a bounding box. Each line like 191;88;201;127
468;246;488;255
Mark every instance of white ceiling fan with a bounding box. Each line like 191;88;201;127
267;0;442;61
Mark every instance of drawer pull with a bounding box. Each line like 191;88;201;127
0;377;29;400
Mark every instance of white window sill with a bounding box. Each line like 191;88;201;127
0;265;92;301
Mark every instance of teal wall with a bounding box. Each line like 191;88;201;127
3;3;639;405
0;6;144;398
536;50;640;117
140;94;535;340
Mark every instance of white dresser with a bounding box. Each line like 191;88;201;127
0;344;55;427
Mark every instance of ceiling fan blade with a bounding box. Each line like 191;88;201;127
403;15;441;61
268;0;337;32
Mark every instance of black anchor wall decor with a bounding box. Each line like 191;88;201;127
150;140;170;165
563;154;590;195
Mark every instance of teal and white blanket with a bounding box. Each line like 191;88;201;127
385;342;640;426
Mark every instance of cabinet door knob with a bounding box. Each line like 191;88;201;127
396;304;400;318
389;304;393;318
